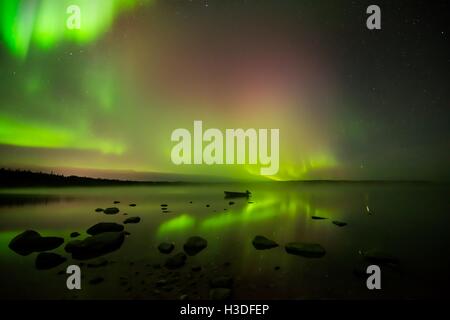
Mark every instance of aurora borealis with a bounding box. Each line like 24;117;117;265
0;0;449;181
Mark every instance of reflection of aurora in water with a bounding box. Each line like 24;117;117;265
156;191;339;238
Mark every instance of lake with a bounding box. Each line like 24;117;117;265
0;182;449;300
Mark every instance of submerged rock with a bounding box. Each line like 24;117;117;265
164;252;187;269
70;232;80;238
95;208;104;212
161;204;168;207
360;250;399;264
183;236;208;256
87;222;124;235
252;235;279;250
210;276;233;289
113;201;120;204
332;221;347;227
9;230;64;256
103;207;120;214
209;288;231;300
158;242;175;254
228;201;235;205
129;204;136;207
35;252;67;270
311;216;327;220
285;242;326;258
123;217;141;224
65;231;125;260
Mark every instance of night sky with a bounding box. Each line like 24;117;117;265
0;0;449;181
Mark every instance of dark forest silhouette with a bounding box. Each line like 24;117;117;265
0;168;178;187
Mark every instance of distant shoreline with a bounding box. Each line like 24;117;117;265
0;168;447;188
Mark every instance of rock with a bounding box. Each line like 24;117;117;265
164;253;187;269
209;288;231;300
360;250;399;264
123;217;141;224
65;232;125;260
70;232;80;238
35;252;67;270
158;242;175;254
311;216;327;220
285;242;326;258
332;221;347;227
113;201;120;204
210;276;233;289
87;222;124;235
9;230;64;256
95;208;104;212
87;258;108;268
228;201;235;205
183;236;207;256
89;277;104;285
129;204;136;207
103;207;120;214
252;235;279;250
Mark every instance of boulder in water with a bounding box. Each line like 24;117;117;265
158;242;175;254
65;232;125;260
9;230;64;256
35;252;67;270
103;207;120;214
332;221;347;227
87;222;124;235
285;242;326;258
252;235;279;250
183;236;207;256
123;217;141;224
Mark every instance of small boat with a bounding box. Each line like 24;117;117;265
224;190;251;198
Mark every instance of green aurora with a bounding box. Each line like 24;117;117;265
0;0;448;181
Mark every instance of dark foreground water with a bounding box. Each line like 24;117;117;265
0;182;449;300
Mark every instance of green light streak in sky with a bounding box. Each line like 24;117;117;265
0;114;125;154
0;0;152;59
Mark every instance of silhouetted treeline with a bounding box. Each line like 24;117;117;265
0;168;176;187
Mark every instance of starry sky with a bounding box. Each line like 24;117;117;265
0;0;449;181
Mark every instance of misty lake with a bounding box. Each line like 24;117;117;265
0;182;449;299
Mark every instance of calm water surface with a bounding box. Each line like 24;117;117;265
0;182;449;299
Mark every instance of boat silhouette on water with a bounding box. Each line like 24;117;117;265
224;190;251;199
